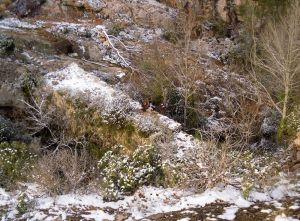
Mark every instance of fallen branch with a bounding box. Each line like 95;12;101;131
101;29;131;67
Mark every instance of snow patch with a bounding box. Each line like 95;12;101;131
217;206;239;220
0;18;39;30
177;218;191;221
81;210;115;221
260;209;272;214
275;214;299;221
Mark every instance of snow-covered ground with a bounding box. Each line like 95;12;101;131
0;173;299;220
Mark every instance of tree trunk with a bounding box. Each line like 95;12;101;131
277;83;289;141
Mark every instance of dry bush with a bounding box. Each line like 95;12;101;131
24;92;148;157
131;42;205;130
180;136;239;191
0;0;11;12
220;96;262;145
31;148;96;195
251;1;300;141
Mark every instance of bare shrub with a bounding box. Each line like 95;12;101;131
31;148;95;195
252;1;300;140
179;135;240;191
132;42;205;130
0;0;11;12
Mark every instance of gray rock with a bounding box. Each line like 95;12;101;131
0;115;31;143
0;115;17;142
8;0;46;17
260;108;281;138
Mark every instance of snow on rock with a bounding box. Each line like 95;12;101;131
289;204;300;210
159;115;182;132
1;176;299;221
0;18;40;30
217;206;239;220
249;174;300;202
260;209;272;214
44;63;199;159
0;188;11;206
172;132;199;158
45;62;141;120
177;218;191;221
275;214;300;221
81;210;115;220
48;21;105;39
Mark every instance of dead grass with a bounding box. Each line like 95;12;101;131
180;137;238;191
0;0;11;12
31;148;96;195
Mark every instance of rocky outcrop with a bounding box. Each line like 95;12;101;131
8;0;46;17
44;63;202;162
62;0;107;12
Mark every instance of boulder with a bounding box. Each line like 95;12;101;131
8;0;46;17
0;115;30;142
260;108;281;139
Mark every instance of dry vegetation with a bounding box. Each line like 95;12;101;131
252;1;300;141
0;0;298;200
0;0;11;12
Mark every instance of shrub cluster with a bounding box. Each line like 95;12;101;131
98;145;162;201
0;141;37;188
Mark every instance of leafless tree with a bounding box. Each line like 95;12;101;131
253;1;300;140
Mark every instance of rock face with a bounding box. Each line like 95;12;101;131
8;0;46;17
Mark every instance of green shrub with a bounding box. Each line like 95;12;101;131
210;18;229;38
286;105;300;138
98;145;162;201
160;162;181;187
108;23;126;36
239;0;291;22
0;34;14;57
16;193;33;214
0;141;37;188
0;116;20;142
162;30;180;44
21;72;43;98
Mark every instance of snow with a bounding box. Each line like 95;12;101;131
1;185;249;220
1;177;300;221
159;115;182;131
260;209;272;213
217;206;239;220
45;62;141;120
27;212;47;221
275;214;300;221
289;204;300;210
81;210;115;221
0;18;39;30
172;132;200;158
44;63;200;159
177;218;191;221
249;191;271;202
180;210;198;214
0;188;11;206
